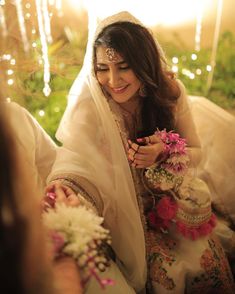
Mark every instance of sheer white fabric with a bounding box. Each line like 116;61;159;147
175;80;202;168
6;102;56;196
189;96;235;224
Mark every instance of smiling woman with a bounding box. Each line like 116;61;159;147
95;46;141;104
46;10;235;293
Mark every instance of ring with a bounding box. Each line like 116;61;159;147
133;149;137;159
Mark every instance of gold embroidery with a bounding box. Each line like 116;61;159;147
191;236;235;293
50;173;103;215
175;200;212;227
146;230;176;290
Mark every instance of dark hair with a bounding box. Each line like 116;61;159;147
94;21;180;137
0;104;27;293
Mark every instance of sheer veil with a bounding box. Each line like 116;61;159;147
50;11;159;291
49;10;235;290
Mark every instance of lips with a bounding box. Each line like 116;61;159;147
111;85;128;94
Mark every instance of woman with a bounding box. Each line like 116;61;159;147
47;11;234;293
0;99;82;293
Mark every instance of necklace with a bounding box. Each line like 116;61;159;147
118;98;143;141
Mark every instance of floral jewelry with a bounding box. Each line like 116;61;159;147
145;129;190;191
144;129;216;240
42;203;114;289
105;47;119;62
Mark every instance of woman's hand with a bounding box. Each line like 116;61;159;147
44;182;80;209
53;256;82;294
128;133;164;168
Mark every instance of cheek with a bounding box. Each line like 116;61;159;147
96;73;106;86
126;73;141;86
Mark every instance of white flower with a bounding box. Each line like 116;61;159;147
42;203;110;258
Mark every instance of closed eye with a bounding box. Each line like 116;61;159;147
119;65;130;70
96;67;108;72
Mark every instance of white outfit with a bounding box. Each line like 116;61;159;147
48;11;234;293
190;96;235;224
6;102;56;196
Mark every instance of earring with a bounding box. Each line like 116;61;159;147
139;85;147;97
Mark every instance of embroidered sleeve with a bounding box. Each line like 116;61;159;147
50;173;104;216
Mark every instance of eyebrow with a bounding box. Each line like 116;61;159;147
96;60;127;66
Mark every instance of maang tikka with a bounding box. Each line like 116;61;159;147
105;47;119;62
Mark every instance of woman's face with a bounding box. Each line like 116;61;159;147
95;46;141;104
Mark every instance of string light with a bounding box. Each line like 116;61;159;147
55;0;62;10
38;109;45;116
196;68;202;75
189;73;195;79
172;57;179;64
195;1;204;52
172;65;178;73
7;79;14;85
42;0;53;43
3;54;11;60
10;59;16;65
0;5;7;37
206;65;212;72
7;69;14;75
35;0;51;96
15;0;30;52
25;12;31;19
206;0;223;92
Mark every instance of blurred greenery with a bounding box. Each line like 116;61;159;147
4;28;235;141
159;30;235;108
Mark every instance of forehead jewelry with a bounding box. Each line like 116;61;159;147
105;47;119;62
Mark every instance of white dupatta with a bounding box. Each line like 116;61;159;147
50;12;149;291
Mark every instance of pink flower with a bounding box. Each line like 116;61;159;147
156;196;178;220
147;211;170;230
198;222;213;236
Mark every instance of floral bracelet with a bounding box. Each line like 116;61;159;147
42;203;114;289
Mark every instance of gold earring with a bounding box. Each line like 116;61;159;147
139;85;147;97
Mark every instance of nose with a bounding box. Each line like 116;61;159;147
108;69;121;87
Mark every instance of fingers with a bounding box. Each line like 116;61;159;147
54;184;67;203
55;185;79;207
44;183;79;209
45;182;56;193
128;137;164;168
67;195;80;207
128;140;140;161
137;134;161;145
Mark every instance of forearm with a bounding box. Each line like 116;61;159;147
53;257;82;294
